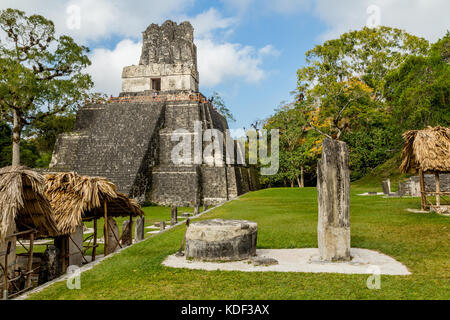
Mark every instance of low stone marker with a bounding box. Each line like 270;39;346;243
171;206;178;225
135;216;145;242
38;245;61;285
68;225;84;266
106;218;120;254
194;204;200;215
382;179;391;195
160;221;166;231
121;220;133;246
185;219;257;261
317;138;351;262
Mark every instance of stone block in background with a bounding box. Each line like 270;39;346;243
106;218;120;254
185;219;257;261
382;179;391;194
121;220;133;246
135;216;145;242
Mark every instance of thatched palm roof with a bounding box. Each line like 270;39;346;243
45;172;143;235
0;166;59;242
400;126;450;174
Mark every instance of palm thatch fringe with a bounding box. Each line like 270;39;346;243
45;172;143;235
400;126;450;174
0;166;59;242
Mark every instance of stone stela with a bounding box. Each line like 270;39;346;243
317;138;351;262
49;20;259;207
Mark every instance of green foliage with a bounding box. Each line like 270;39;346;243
296;26;429;139
0;120;11;167
209;91;235;122
384;32;450;138
0;8;95;165
274;26;449;182
263;102;322;187
24;113;76;153
0;119;51;167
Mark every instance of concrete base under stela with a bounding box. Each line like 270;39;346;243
162;248;411;275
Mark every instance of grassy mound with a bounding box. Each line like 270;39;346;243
354;153;412;191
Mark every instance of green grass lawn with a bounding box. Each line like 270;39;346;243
28;185;449;300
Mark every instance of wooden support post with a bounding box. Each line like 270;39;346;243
104;201;109;256
419;169;426;211
171;206;178;226
92;218;97;261
435;172;441;208
3;241;11;299
25;233;34;288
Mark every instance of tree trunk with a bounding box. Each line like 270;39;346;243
300;165;305;187
296;176;301;188
12;109;21;166
290;180;294;188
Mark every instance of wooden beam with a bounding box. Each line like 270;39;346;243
25;233;34;288
435;172;441;207
3;241;11;300
419;169;427;211
104;201;109;256
92;218;97;262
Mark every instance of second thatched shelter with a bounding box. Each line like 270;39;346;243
44;172;144;269
400;126;450;211
0;166;59;299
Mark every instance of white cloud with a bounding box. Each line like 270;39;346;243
0;0;193;42
188;8;236;38
313;0;450;42
197;39;270;87
0;1;280;92
85;39;141;95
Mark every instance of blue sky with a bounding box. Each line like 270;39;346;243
1;0;449;129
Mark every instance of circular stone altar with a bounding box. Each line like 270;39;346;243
185;219;257;261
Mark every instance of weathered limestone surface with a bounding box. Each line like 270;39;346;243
398;174;450;196
382;179;391;194
106;218;120;254
123;20;199;93
317;138;351;262
121;220;133;246
38;245;61;285
68;225;83;266
50;20;258;207
135;216;145;242
185;219;257;261
140;20;196;66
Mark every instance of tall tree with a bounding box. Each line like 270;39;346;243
264;102;322;187
296;26;429;140
384;32;450;135
0;9;93;166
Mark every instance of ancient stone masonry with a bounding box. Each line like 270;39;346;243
317;138;351;262
398;174;450;196
185;219;258;261
50;20;258;206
